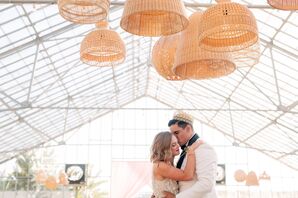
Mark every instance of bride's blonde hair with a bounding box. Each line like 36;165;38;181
150;131;173;163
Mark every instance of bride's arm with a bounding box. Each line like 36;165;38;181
155;141;203;181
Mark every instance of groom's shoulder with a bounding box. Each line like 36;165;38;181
196;140;215;150
195;141;217;160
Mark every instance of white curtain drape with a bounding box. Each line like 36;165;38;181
111;161;152;198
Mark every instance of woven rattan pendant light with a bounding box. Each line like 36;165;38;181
198;0;259;52
232;41;260;68
234;169;247;182
80;21;126;66
268;0;298;10
173;12;235;80
44;176;58;190
152;33;185;80
245;171;259;186
58;0;110;24
120;0;189;36
259;171;271;180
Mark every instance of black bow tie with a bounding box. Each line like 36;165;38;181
176;134;199;169
181;144;187;151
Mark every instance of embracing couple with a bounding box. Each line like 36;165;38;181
150;111;218;198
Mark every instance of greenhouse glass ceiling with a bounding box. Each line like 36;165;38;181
0;0;297;170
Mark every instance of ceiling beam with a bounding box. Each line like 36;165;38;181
2;106;297;113
0;23;78;59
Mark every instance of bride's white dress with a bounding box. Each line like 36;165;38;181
152;178;179;198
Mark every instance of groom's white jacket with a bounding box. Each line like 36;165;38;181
177;143;218;198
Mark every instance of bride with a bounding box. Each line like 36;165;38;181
150;131;201;198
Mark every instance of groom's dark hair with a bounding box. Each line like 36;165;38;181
168;119;193;130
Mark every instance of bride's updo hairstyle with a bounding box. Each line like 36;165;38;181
150;131;173;163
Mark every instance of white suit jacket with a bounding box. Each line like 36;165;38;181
176;142;218;198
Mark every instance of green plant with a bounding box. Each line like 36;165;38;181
4;152;37;191
76;179;107;198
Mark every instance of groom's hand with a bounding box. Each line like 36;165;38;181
163;191;175;198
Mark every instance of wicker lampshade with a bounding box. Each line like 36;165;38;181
58;0;110;24
259;171;271;180
268;0;298;10
152;33;185;80
58;171;69;185
232;41;261;68
198;0;259;52
234;169;247;182
44;175;58;190
120;0;189;36
173;12;235;80
245;171;259;186
80;22;126;66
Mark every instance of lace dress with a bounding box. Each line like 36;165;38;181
152;178;179;198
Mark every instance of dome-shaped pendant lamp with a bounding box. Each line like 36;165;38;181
268;0;298;10
246;171;259;186
234;169;247;182
152;33;185;80
44;175;58;190
120;0;189;36
232;41;260;68
80;21;126;66
198;0;259;52
58;0;110;24
173;12;235;80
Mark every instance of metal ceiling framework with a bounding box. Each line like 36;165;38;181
0;0;297;170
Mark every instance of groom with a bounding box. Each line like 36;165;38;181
166;111;218;198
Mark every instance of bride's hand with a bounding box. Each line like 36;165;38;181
187;140;204;155
163;191;175;198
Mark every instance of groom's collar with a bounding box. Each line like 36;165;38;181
181;133;199;150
